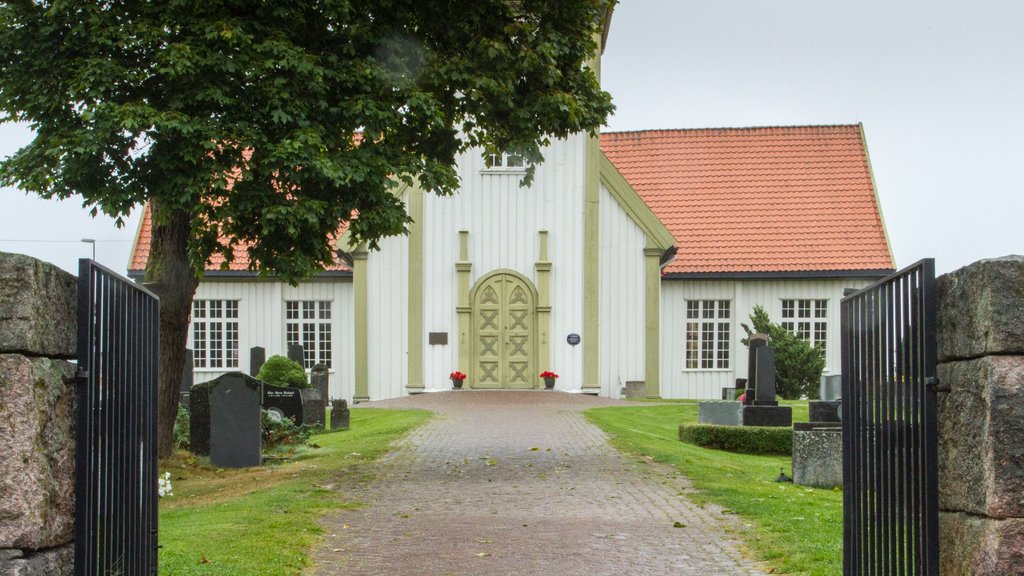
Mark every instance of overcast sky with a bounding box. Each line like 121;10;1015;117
2;0;1021;275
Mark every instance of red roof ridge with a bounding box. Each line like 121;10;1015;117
601;124;863;139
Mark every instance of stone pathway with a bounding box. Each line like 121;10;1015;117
309;391;766;576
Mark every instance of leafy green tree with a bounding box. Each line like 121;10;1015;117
741;305;825;399
0;1;614;456
257;355;309;389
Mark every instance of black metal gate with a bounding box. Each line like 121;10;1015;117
841;259;938;575
75;259;160;575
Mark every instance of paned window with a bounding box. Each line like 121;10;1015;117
192;300;239;368
685;300;731;369
286;301;333;369
781;299;828;353
483;152;527;170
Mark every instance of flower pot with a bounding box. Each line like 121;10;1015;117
544;378;555;390
452;379;463;390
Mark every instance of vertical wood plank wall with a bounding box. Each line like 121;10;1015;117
659;277;876;398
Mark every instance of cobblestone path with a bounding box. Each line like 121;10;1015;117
309;391;766;576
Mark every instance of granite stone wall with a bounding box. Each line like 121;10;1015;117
0;253;77;576
936;255;1024;575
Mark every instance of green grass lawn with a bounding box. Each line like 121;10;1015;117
586;401;842;576
158;408;431;576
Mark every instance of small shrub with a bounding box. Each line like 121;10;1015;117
679;424;792;455
257;355;309;388
173;404;190;450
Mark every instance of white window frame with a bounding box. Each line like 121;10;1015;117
192;299;240;370
481;151;528;173
285;300;333;369
781;298;829;354
684;299;732;370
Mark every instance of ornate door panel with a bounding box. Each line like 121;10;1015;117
472;273;535;389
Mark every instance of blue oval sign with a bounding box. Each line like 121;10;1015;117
567;333;581;346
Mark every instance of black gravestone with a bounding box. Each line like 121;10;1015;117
307;364;329;426
808;400;842;423
288;343;305;366
262;384;304;424
753;346;779;406
330;399;350;430
746;335;768;405
298;389;324;427
250;346;266;377
190;372;262;467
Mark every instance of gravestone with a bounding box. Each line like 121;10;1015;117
624;381;646;398
808;400;842;423
299;388;324;427
753;346;779;406
819;374;842;401
189;372;262;468
698;400;743;426
746;336;768;405
741;343;792;427
262;384;304;424
331;399;350;430
308;364;329;425
250;346;266;377
792;422;843;488
287;343;305;366
179;349;194;407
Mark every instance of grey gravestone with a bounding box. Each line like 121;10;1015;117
189;372;262;468
792;425;843;488
309;364;330;425
819;374;842;401
331;399;350;430
287;343;305;366
624;381;646;398
753;346;778;406
721;387;738;400
746;336;768;404
250;346;266;377
299;388;324;427
262;384;304;424
180;349;194;407
698;400;743;426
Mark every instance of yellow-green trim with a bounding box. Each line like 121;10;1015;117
644;247;662;398
352;244;369;402
406;184;425;392
583;135;601;392
599;151;676;251
456;231;472;377
468;268;540;389
536;231;552;377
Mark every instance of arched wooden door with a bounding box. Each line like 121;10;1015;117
471;272;536;389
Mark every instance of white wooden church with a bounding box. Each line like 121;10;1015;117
129;30;893;404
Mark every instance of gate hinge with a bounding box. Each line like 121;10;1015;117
65;367;89;386
926;376;950;392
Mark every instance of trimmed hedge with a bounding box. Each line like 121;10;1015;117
679;424;792;456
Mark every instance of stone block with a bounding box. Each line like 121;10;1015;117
0;253;76;358
938;356;1024;518
819;374;842;401
742;405;792;427
190;372;262;468
939;512;1024;576
624;381;646;398
808;400;841;423
0;355;75;549
330;399;350;431
0;544;74;576
697;401;743;426
792;428;843;488
298;388;324;427
937;255;1024;362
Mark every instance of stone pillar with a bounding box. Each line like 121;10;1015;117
935;256;1024;575
0;253;77;575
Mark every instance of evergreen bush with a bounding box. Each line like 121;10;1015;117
257;355;309;388
741;305;825;399
678;423;792;455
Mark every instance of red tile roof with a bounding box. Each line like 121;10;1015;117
600;125;894;275
128;203;349;274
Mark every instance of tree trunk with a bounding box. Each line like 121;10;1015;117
144;203;200;459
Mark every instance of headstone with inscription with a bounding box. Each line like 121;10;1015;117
190;372;262;468
330;399;350;430
262;384;304;424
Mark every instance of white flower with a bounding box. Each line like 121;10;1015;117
158;472;173;498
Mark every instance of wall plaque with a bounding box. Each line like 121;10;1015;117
429;332;449;346
567;333;581;346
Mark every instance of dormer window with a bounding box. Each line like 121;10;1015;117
483;152;527;171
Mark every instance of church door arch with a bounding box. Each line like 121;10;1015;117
470;270;537;389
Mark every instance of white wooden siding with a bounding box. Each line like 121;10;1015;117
598;182;647;398
659;277;878;399
421;135;587;390
188;278;355;401
366;218;410;400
